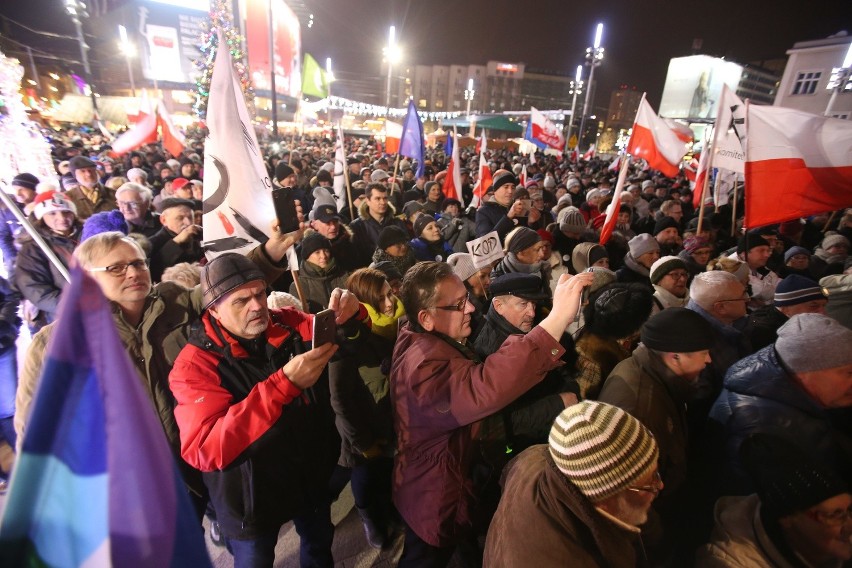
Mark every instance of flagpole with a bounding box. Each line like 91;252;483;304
290;269;307;310
697;106;727;235
0;191;70;283
731;180;739;237
342;131;354;217
713;174;721;213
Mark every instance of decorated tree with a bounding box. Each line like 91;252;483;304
193;0;255;120
0;49;55;188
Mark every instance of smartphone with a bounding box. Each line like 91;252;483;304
575;267;594;322
312;309;337;349
520;199;532;215
271;187;300;233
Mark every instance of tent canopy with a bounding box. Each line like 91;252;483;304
441;114;523;134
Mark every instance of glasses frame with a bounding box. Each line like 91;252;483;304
808;506;852;527
627;471;663;496
88;258;150;277
431;292;471;312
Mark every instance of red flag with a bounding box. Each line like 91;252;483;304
157;102;185;158
519;164;527;188
472;132;492;204
582;145;596;160
627;96;688;178
744;104;852;228
111;95;157;155
442;127;462;203
384;120;402;154
599;156;631;245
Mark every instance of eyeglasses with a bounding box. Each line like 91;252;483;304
664;271;689;281
717;293;750;304
808;506;852;527
88;259;150;277
627;471;663;496
431;292;470;312
117;200;143;210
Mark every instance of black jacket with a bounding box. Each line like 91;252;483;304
475;201;522;241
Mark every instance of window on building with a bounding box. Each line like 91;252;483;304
792;71;821;95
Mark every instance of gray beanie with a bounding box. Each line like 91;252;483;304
628;234;661;259
447;252;478;282
776;313;852;373
201;253;266;310
559;206;587;234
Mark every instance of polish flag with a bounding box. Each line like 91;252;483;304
744;104;852;228
157;101;185;158
519;163;527;188
385;120;403;154
111;94;158;155
608;155;621;172
442;127;463;204
627;96;689;178
529;106;565;151
691;146;712;208
599;155;631;245
582;144;596;160
472;132;492;205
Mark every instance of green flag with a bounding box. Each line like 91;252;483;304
302;53;328;98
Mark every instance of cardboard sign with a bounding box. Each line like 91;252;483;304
466;231;504;269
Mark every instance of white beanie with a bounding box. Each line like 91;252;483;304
33;191;77;220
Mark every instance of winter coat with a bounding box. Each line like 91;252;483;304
745;305;788;351
574;332;631;400
409;236;454;262
475;200;523;241
484;445;646;568
126;210;162;239
617;254;652;288
707;346;852;496
63;184;118;220
0;276;20;357
147;226;204;283
289;258;349;314
436;212;476;253
822;273;852;329
391;323;566;547
349;201;408;267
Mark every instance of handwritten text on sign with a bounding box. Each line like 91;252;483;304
466;231;504;269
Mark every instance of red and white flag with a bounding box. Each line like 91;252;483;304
385;120;403;154
627;95;689;178
442;126;463;205
529;107;565;151
472;131;492;206
111;93;157;155
744;104;852;228
599;155;631;245
582;144;596;160
519;163;527;188
157;102;185;158
608;155;621;172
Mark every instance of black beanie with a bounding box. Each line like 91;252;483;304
377;226;409;250
275;162;295;183
584;283;653;339
641;307;713;352
301;232;332;261
12;173;39;190
653;216;680;236
506;227;541;254
490;171;517;193
413;214;437;238
737;233;770;254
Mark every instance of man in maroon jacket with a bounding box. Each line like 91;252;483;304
391;261;593;567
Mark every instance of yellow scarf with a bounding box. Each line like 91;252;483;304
363;299;405;341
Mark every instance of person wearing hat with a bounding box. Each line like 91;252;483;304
307;201;362;272
650;255;691;313
679;235;713;278
698;433;852;568
746;275;828;350
275;161;314;214
350;183;409;268
12;191;82;333
491;226;552;310
290;232;350;314
0;173;38;274
410;214;453;262
708;313;852;498
171;177;193;200
64;155;118;220
654;215;682;257
484;401;661;567
420;180;444;216
473;273;581;454
599;307;714;550
392;262;595;566
812;232;850;278
733;232;781;309
446;252;491;340
436;197;475;253
781;244;815;278
552;206;589;273
148;198;203;283
571;242;610;273
618;233;661;287
372;225;416;277
475;169;528;241
169;252;367;565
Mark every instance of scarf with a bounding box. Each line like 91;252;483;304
502;252;546;275
652;284;689;309
372;247;416;276
623;253;650;277
363;298;406;341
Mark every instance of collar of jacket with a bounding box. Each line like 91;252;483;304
632;344;696;403
484;303;525;338
200;309;292;358
686;299;746;344
430;330;482;363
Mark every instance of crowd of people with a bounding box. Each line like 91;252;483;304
1;126;851;567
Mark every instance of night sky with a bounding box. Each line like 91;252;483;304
2;0;850;109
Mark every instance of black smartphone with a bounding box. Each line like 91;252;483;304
312;309;337;349
271;186;300;233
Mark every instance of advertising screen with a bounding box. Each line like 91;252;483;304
659;56;743;120
243;0;301;98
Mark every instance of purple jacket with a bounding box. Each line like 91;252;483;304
390;323;565;547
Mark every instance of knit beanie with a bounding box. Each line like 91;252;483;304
447;252;478;282
491;171;517;192
650;256;687;285
370;260;403;282
505;226;541;254
413;214;437;238
775;313;852;373
628;234;660;259
821;233;850;252
784;246;811;264
201;253;265;310
402;200;424;219
584;283;653;339
588;267;617;294
81;210;128;242
572;243;608;272
683;236;711;255
549;401;659;503
653;216;680;236
11;173;39;190
300;232;332;261
558;206;587;234
774;275;826;307
377;226;409;250
737;233;770;254
32;190;77;220
741;433;848;520
274;162;295;183
126;167;147;182
641;307;714;352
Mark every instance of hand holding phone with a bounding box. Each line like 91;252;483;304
272;187;300;234
312;309;337;349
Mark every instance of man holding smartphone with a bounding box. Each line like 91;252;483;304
169;253;368;567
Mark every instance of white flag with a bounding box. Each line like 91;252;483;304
333;124;346;210
711;85;745;174
202;31;277;260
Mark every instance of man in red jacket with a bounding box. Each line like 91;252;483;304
391;261;593;567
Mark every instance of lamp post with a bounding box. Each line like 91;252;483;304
64;0;98;116
464;77;475;134
578;23;604;151
118;25;137;97
825;42;852;118
565;65;584;151
383;25;400;114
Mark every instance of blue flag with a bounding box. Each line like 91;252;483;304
398;99;425;178
0;266;211;567
445;131;454;160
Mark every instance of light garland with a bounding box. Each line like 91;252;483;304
192;0;255;120
302;95;463;122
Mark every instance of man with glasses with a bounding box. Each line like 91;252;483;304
650;256;691;312
115;182;160;238
391;261;594;567
484;401;661;567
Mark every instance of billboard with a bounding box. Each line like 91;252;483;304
243;0;301;98
134;0;209;85
659;55;743;120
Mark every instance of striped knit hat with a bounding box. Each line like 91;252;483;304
774;275;826;307
549;401;659;502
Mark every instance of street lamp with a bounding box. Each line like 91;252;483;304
118;25;137;97
825;41;852;117
464;77;475;133
565;65;584;152
383;25;401;113
578;23;604;151
65;0;98;116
